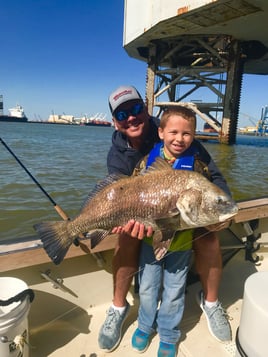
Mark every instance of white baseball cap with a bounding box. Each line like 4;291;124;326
109;85;143;114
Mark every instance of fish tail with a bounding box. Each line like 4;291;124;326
34;221;73;265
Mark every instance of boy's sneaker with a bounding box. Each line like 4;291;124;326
131;328;150;353
157;342;177;357
98;302;130;352
197;290;231;342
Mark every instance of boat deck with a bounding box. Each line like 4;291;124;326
1;197;268;356
0;234;267;357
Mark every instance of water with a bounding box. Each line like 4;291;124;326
0;122;113;241
1;122;268;241
200;135;268;200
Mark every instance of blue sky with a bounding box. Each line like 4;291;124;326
1;0;267;128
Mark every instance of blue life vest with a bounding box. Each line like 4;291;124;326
146;142;198;170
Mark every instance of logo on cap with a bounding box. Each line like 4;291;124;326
113;89;133;102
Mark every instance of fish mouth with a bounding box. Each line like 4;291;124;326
218;211;237;222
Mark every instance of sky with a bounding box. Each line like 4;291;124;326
0;0;268;128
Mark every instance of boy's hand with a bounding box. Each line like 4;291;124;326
111;219;153;239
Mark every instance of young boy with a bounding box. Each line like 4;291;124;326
131;106;226;357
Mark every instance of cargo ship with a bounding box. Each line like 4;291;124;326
0;104;28;123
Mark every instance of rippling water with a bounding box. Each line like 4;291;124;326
203;135;268;200
1;122;268;241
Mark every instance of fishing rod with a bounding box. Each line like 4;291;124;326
1;136;70;223
1;137;69;220
0;136;102;260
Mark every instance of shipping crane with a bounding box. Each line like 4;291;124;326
257;106;268;135
240;112;258;127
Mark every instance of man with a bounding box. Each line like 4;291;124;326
98;85;231;352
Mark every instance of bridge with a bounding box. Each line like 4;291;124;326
123;0;268;144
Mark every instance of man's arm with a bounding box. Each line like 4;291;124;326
194;140;231;196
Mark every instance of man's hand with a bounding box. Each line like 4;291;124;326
111;219;153;240
205;219;231;232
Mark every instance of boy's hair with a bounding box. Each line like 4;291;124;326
160;105;196;130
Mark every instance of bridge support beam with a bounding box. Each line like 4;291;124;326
221;41;244;144
144;36;245;144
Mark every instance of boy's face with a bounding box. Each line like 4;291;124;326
158;114;195;158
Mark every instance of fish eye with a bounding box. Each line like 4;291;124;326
217;196;225;204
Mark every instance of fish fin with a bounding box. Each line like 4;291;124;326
152;214;181;260
154;240;173;260
142;157;173;175
152;230;174;260
81;173;127;209
155;213;181;231
86;230;110;249
33;221;73;265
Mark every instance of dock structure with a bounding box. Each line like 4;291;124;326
123;0;268;144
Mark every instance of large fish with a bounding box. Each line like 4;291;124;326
34;158;238;264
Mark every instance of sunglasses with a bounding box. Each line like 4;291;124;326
114;103;144;121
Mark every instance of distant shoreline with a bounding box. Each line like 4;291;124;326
0;119;113;127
